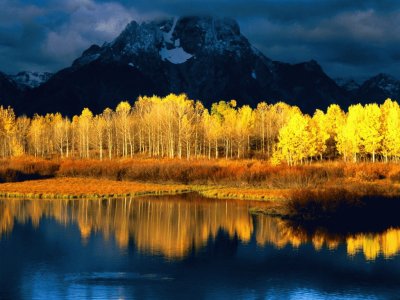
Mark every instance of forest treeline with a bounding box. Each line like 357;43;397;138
0;94;399;164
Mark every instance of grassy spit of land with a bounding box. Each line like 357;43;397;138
0;156;400;220
0;177;191;199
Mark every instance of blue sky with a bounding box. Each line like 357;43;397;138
0;0;399;80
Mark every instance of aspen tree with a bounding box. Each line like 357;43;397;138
15;116;30;155
360;103;382;162
93;114;106;160
254;102;268;156
53;113;65;157
381;99;400;161
325;104;345;158
336;104;363;162
311;109;330;160
29;115;45;157
236;105;253;158
79;108;93;158
103;108;114;159
115;101;131;158
274;112;309;165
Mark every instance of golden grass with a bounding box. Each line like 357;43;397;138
196;186;290;201
0;178;190;199
3;156;400;186
1;156;400;204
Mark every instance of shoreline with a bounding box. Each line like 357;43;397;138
0;178;192;200
1;177;400;226
0;177;288;201
0;176;398;202
1;158;400;222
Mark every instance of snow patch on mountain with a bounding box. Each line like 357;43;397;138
372;74;400;94
163;17;177;44
160;47;193;64
159;17;193;64
10;71;53;89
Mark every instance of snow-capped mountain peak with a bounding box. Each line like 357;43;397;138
72;16;256;68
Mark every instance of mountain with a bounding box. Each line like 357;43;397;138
0;72;21;107
0;16;399;116
15;16;347;115
9;71;53;89
335;78;361;93
355;73;400;104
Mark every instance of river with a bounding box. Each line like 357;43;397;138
1;194;399;299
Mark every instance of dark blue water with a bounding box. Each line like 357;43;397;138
1;195;400;299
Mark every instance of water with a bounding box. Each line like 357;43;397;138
1;194;400;299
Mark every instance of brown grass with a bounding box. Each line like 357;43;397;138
52;159;353;186
284;184;400;224
198;186;290;201
1;157;400;186
286;188;362;220
0;177;189;198
1;156;400;202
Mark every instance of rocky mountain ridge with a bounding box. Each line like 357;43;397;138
10;71;53;89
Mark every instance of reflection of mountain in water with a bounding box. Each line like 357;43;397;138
0;195;399;261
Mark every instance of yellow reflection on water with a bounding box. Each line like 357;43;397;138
0;196;253;259
0;196;400;261
346;229;400;260
253;214;399;260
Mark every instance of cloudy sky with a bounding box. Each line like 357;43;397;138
0;0;399;80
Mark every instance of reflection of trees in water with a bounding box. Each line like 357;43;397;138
253;214;400;260
0;196;253;259
1;197;400;260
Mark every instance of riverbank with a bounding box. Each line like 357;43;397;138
0;174;398;203
0;157;400;216
0;178;191;199
0;177;290;202
3;156;400;188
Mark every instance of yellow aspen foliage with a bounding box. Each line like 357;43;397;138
116;101;131;114
1;93;400;162
336;104;364;162
235;105;254;158
380;99;400;161
115;101;132;157
325;104;345;157
359;103;382;162
273;112;310;165
79;108;93;158
211;100;237;158
29;115;46;157
325;104;345;137
202;109;222;159
254;102;269;155
11;139;24;156
0;106;24;157
311;109;330;160
306;115;319;159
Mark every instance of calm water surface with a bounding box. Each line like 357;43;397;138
1;194;400;299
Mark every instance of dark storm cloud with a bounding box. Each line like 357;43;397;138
0;0;399;79
0;0;157;73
